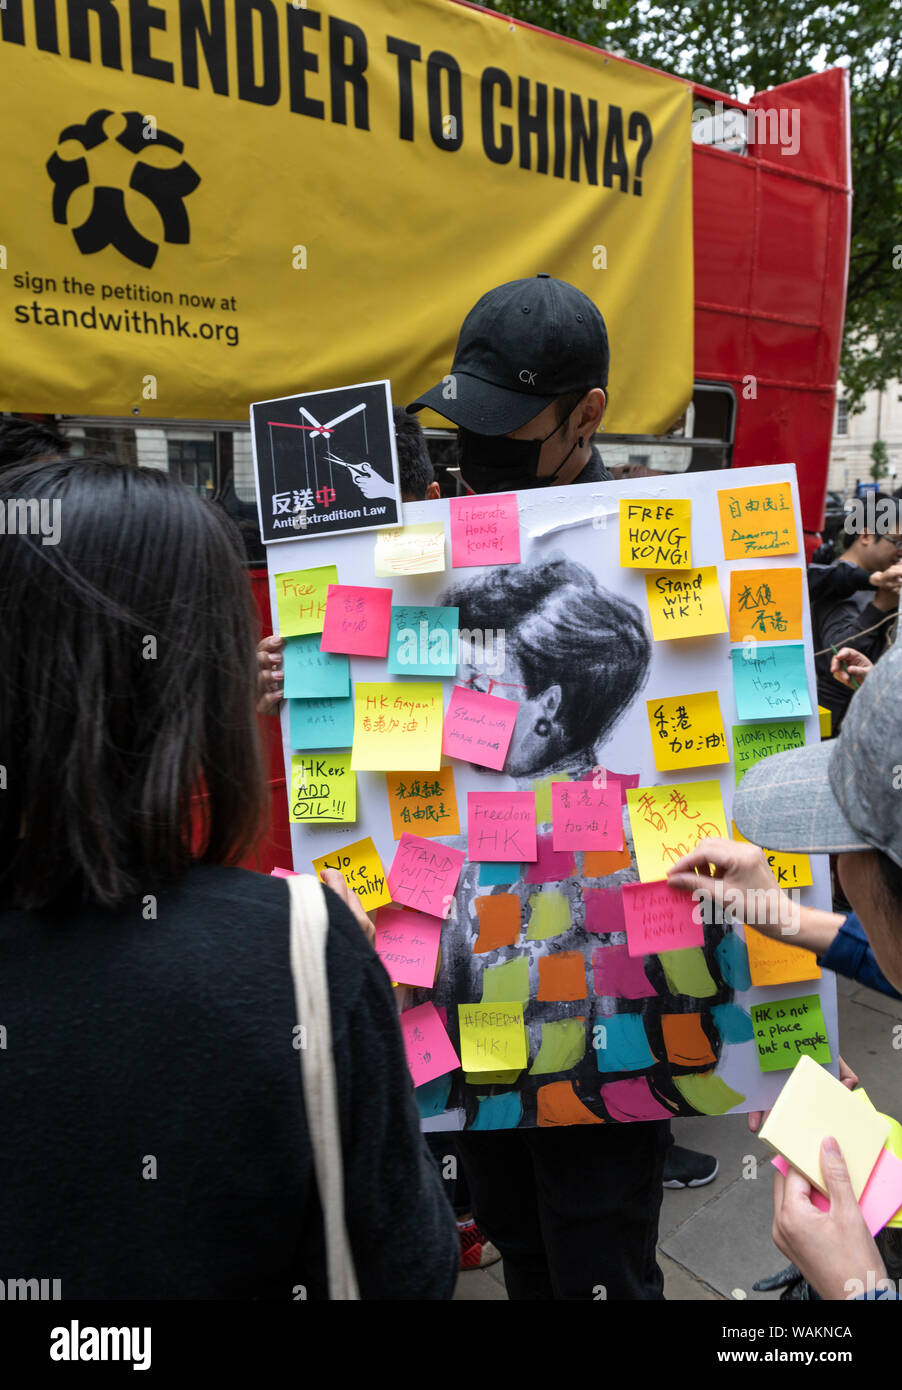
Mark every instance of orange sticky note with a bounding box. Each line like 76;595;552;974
718;482;798;560
744;924;822;988
729;568;803;642
646;691;728;771
474;894;522;953
582;845;632;876
661;1013;717;1068
537;951;587;1001
385;767;460;839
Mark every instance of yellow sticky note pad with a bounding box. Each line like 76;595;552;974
646;692;728;771
644;568;727;641
718;482;798;560
728;568;804;642
274;565;338;637
744;924;821;988
289;752;356;823
818;705;832;739
312;835;391;910
374;522;445;577
626;780;728;881
760;1055;890;1198
620;499;691;569
732;821;813;889
457;1002;528;1073
351;682;443;772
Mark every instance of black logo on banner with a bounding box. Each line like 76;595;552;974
46;111;201;269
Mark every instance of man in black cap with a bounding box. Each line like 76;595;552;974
407;276;717;1300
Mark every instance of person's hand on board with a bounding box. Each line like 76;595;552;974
257;634;285;714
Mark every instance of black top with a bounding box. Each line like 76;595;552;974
812;581;894;728
577;445;613;484
0;865;457;1300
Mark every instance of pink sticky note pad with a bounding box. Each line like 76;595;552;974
621;880;704;958
772;1148;902;1236
552;780;623;852
387;833;465;918
374;906;442;989
320;585;392;657
468;792;538;862
400;1002;461;1088
442;685;518;771
449;493;521;568
270;866;299;878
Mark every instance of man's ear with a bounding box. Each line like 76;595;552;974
575;389;605;441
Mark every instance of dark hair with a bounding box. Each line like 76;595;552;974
0;457;266;911
0;414;71;470
441;557;650;756
393;406;434;500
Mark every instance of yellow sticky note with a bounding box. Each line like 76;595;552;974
760;1055;890;1198
744;924;821;988
728;567;804;642
374;522;445;577
457;1002;528;1073
818;705;832;739
620;499;691;569
625;780;728;881
732;821;813;889
718;482;798;560
289;752;356;824
644;567;727;641
274;565;338;637
351;682;443;772
312;835;391;910
646;691;728;771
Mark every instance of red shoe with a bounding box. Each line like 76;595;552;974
458;1221;501;1270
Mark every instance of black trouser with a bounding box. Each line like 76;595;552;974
456;1121;668;1300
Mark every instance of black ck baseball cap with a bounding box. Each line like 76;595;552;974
407;274;610;436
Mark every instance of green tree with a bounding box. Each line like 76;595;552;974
870;438;889;479
486;0;902;411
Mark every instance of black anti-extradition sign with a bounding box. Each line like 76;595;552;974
250;380;402;544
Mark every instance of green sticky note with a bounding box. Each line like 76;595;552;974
750;993;831;1072
526;890;571;941
458;1002;527;1073
732;720;805;783
658;947;718;998
528;1018;587;1075
673;1072;746;1115
533;773;569;824
480;956;530;1005
274;565;338;637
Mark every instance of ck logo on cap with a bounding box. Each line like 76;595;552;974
519;369;537;385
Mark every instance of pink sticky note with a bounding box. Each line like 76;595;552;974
601;1077;673;1122
387;833;465;918
592;944;658;998
468;792;538;862
442;685;518;771
320;585;392;657
772;1148;902;1237
374;906;442;989
584;888;627;935
552;780;623;851
621;880;704;958
449;493;521;568
400;1002;461;1088
270;867;299;878
524;833;576;884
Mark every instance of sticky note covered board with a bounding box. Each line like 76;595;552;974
732;721;805;782
625;780;728;882
312;836;390;910
387;833;465;918
744;924;821;988
401;1002;460;1087
759;1054;890;1197
751;993;831;1072
374;522;445;576
385;767;459;839
729;568;803;642
388;605;459;677
321;584;392;657
289;752;356;823
620;499;691;569
374;907;442;988
732;821;813;889
442;685;518;771
449;493;521;568
274;565;338;636
351;682;443;771
718;482;798;560
458;1002;527;1073
621;880;704;957
551;780;623;851
646;691;728;771
731;644;812;720
644;567;727;640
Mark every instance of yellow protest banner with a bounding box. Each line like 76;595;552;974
644;567;727;640
620;500;691;569
351;682;443;772
646;692;728;771
0;0;693;430
717;482;798;560
626;780;728;881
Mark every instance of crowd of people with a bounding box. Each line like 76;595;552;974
1;273;900;1301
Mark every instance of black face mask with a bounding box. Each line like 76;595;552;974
458;410;580;494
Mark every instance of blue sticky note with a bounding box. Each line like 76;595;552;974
594;1012;657;1073
715;931;751;991
731;643;812;721
388;605;459;677
478;861;521;886
414;1074;453;1119
468;1092;523;1131
283;634;350;699
711;1002;755;1044
288;696;354;749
